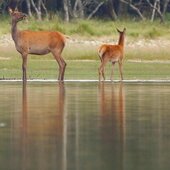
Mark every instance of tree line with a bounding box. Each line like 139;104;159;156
0;0;170;22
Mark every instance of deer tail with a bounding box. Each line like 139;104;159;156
98;46;106;62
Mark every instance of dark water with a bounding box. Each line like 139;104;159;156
0;82;170;170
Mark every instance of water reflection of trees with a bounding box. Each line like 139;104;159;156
98;82;125;170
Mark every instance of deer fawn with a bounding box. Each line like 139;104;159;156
9;8;67;82
98;28;126;81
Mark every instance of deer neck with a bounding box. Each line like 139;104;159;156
118;34;125;47
11;20;19;43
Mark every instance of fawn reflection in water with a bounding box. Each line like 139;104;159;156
12;83;66;170
98;82;126;170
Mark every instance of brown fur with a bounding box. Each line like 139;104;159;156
98;28;126;81
9;8;67;82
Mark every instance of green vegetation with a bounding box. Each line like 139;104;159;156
0;16;11;35
0;58;170;80
1;16;170;39
1;17;170;80
27;19;170;39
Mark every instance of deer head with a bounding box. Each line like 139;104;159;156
116;28;126;46
9;8;27;23
116;28;126;34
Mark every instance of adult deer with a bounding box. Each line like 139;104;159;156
9;8;67;82
98;28;126;81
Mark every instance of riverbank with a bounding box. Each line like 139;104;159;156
0;29;170;80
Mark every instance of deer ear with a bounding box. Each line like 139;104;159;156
116;28;121;33
8;8;13;15
123;28;126;32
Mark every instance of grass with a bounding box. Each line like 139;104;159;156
0;16;11;36
126;45;170;61
0;58;170;80
0;38;170;80
1;15;170;39
1;17;170;80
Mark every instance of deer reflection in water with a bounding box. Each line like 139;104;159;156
98;82;125;170
21;83;28;170
12;83;66;170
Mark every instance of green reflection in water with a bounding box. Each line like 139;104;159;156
0;82;170;170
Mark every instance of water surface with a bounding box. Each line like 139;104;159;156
0;82;170;170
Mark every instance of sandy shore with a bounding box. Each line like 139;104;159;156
1;33;170;48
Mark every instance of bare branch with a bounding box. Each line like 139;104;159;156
26;0;32;17
87;1;104;20
41;0;49;19
163;0;170;15
120;0;145;20
63;0;69;22
146;0;164;23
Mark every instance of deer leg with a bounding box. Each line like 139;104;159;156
60;57;67;81
99;60;107;81
99;65;105;81
22;54;28;82
56;58;63;81
118;60;123;81
98;66;102;81
110;62;115;81
102;68;105;81
52;52;66;81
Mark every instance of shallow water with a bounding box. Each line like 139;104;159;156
0;82;170;170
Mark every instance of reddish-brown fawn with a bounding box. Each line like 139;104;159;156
98;28;126;81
